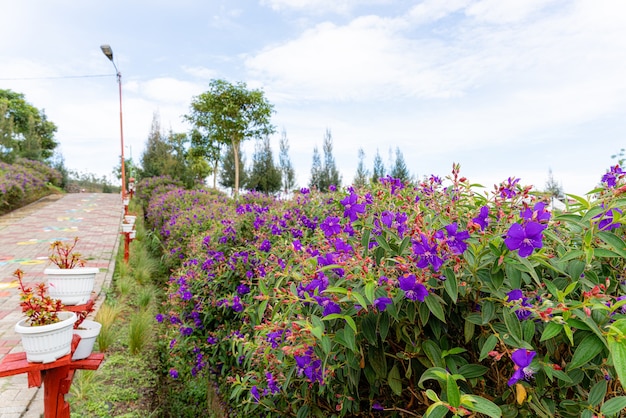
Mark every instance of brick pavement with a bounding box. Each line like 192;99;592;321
0;193;122;418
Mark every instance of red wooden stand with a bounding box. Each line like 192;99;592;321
0;334;104;418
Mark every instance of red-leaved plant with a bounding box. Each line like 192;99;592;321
14;268;64;326
49;237;86;269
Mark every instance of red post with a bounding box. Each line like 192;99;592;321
123;231;130;263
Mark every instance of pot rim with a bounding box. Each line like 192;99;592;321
15;311;77;333
44;267;100;275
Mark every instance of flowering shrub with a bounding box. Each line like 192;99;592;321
0;158;62;213
148;165;626;418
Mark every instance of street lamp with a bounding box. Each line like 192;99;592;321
100;44;127;214
101;44;130;264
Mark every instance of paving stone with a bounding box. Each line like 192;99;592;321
0;193;122;417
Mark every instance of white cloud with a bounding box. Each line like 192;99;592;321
137;77;204;104
466;0;562;23
182;66;217;80
260;0;380;14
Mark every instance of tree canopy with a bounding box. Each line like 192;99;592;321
0;89;58;162
247;136;281;194
185;79;275;198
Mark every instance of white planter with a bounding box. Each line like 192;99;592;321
72;320;102;360
123;198;130;206
44;267;99;305
124;215;136;224
15;311;77;363
129;230;136;240
121;223;134;233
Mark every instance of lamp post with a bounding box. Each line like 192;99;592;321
101;44;130;263
100;44;127;215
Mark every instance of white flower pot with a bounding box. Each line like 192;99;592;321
44;267;99;305
123;198;130;206
72;320;102;361
15;311;77;363
121;223;134;233
129;230;136;240
124;215;136;224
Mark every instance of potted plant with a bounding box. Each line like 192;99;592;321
13;269;77;363
71;299;102;360
121;218;134;233
44;237;99;305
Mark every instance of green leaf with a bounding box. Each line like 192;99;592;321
361;314;377;346
551;369;573;383
568;334;604;370
607;319;626;391
375;235;392;253
388;364;402;396
479;335;498;361
418;367;448;389
378;312;390;341
424;404;449;418
571;309;609;349
597;231;626;258
600;396;626;416
503;309;523;343
424;295;446;323
296;405;310;418
443;267;458;303
343;323;356;352
540;322;562;341
364;281;376;305
462;394;503;418
322;313;357;334
588;379;607;407
422;340;445;368
446;374;461;408
458;364;489;379
351;291;369;312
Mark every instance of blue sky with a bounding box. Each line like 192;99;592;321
1;0;625;196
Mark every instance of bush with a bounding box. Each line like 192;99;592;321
0;158;62;213
151;165;626;417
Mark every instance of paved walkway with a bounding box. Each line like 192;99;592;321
0;193;122;418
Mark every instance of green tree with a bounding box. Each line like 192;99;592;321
353;148;369;188
139;113;193;186
185;79;275;199
190;128;222;189
309;146;322;190
247;136;281;194
544;168;564;200
0;89;58;162
220;143;247;193
371;148;385;184
278;129;296;194
390;147;411;184
319;129;341;191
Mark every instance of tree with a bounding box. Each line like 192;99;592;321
220;143;247;192
390;147;411;184
353;148;369;188
371;149;385;183
309;146;322;190
190;128;222;189
319;129;341;191
544;168;564;200
185;79;275;199
247;136;281;194
0;89;58;162
278;129;296;194
139;113;193;186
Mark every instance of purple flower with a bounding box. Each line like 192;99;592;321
314;296;341;316
169;368;179;379
259;239;272;252
443;223;470;255
504;221;546;258
320;216;342;237
595;208;622;231
602;165;624;188
373;297;393;311
412;234;444;271
237;284;250;295
266;372;280;394
372;402;384;411
207;336;219;344
232;296;244;312
295;347;324;384
506;289;533;320
267;330;285;349
473;206;489;231
155;313;164;323
500;177;520;199
251;385;260;402
381;211;394;228
398;274;429;302
508;349;536;386
340;192;366;222
521;202;551;223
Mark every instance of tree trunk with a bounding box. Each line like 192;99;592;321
232;139;240;199
212;160;217;189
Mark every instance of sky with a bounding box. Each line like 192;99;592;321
1;0;625;196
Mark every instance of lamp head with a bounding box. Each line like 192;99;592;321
100;44;114;61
